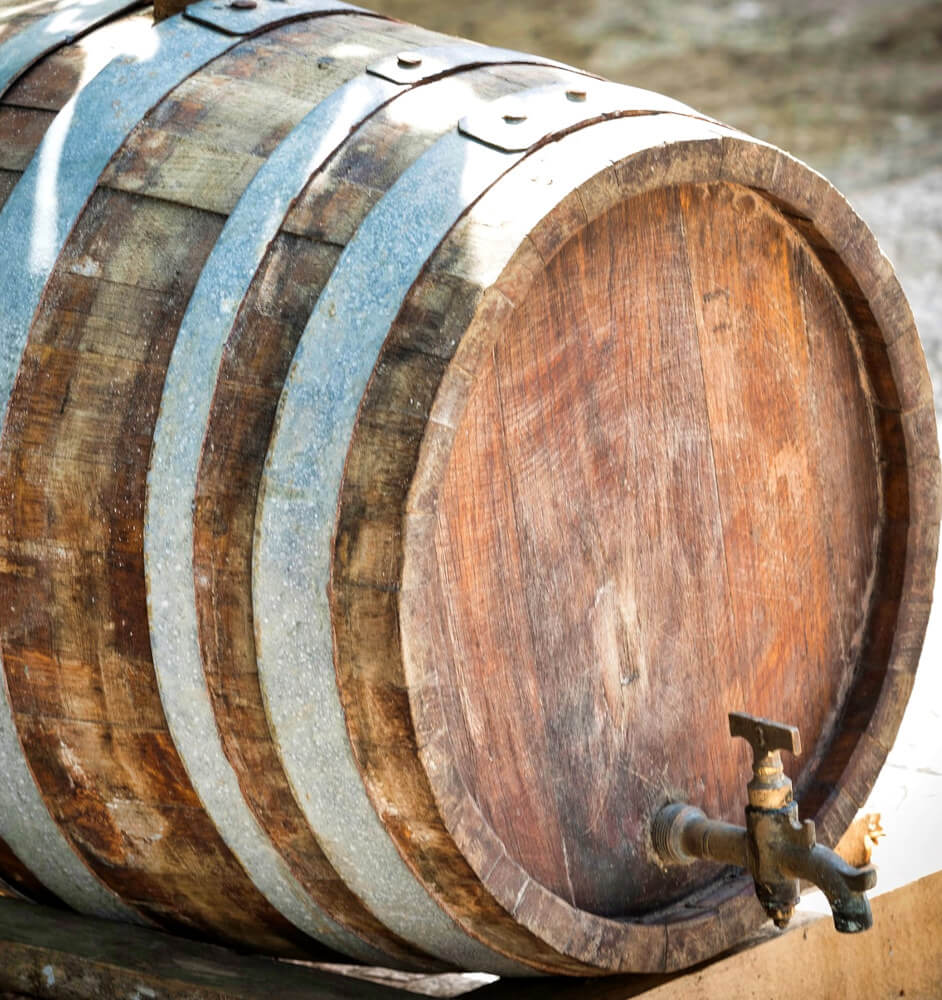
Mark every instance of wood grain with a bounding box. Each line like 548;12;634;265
335;119;936;971
0;2;935;974
0;13;154;211
423;179;875;923
100;17;445;217
0;16;426;952
192;61;576;971
0;188;320;953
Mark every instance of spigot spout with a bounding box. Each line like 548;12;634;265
651;711;877;936
781;841;876;933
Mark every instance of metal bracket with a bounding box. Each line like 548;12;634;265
184;0;369;36
366;42;579;85
457;79;701;152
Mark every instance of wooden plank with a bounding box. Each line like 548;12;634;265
192;230;434;969
351;120;749;974
0;872;939;998
100;16;448;215
679;181;879;815
193;60;573;974
0;898;417;999
0;106;55;170
340;112;930;973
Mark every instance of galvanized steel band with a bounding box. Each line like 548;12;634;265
0;0;381;922
146;46;583;973
0;0;148;98
252;77;691;972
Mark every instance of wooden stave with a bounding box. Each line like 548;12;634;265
0;3;454;961
248;82;726;976
146;54;590;975
0;0;935;977
0;4;173;927
0;3;635;971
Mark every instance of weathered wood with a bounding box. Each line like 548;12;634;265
0;14;443;957
338;117;937;971
100;18;447;216
193;61;582;975
0;12;154;213
0;188;316;952
0;871;940;998
0;0;936;977
478;869;942;1000
0;898;418;999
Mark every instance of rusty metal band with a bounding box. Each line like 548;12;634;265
253;78;694;973
0;1;370;924
0;0;148;99
146;46;581;972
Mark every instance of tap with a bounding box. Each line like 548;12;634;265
651;711;876;933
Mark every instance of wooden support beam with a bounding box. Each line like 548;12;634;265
0;899;412;999
1;870;940;999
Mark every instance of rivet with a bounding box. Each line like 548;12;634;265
229;0;257;8
396;52;423;69
502;112;527;125
566;88;588;102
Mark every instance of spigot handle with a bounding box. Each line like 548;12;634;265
729;711;801;762
653;711;877;936
729;711;802;810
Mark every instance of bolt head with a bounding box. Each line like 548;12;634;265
502;112;527;125
396;52;423;69
229;0;257;8
566;88;588;102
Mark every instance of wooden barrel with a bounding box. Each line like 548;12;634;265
0;0;937;976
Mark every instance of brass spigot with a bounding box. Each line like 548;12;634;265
651;711;877;933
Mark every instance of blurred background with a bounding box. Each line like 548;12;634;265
372;0;942;903
372;0;942;410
